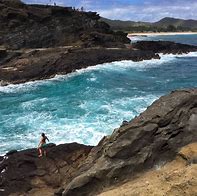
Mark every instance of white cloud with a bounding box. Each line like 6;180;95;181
22;0;197;21
97;3;197;22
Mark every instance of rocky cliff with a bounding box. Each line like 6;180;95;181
0;1;197;86
0;0;129;49
0;41;197;85
0;88;196;195
99;143;197;196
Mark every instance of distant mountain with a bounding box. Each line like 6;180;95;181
154;17;197;29
101;18;150;28
101;17;197;32
101;18;151;31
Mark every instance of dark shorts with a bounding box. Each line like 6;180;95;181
41;143;47;148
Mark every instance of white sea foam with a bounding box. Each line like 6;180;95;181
0;51;196;94
128;35;149;42
21;98;48;109
0;92;159;155
0;50;196;154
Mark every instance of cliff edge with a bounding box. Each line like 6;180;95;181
0;0;129;49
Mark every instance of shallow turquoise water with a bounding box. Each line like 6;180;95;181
0;35;197;154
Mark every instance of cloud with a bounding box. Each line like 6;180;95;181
22;0;197;21
97;2;197;22
23;0;65;6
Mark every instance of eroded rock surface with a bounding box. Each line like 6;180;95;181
99;143;197;196
0;143;92;196
0;40;197;85
0;0;129;49
0;47;160;85
61;89;197;196
1;89;196;195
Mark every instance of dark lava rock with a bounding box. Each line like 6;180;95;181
0;47;160;85
0;0;130;49
132;41;197;54
1;40;196;85
6;150;18;156
0;49;7;59
61;88;197;196
0;143;92;196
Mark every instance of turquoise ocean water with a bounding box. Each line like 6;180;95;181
0;34;197;154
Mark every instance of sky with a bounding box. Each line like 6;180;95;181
22;0;197;22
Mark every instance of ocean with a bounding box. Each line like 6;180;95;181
0;34;197;155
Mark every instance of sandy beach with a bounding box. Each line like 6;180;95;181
128;32;197;36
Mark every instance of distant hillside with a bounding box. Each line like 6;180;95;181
154;17;197;29
101;18;150;29
101;17;197;32
101;18;151;32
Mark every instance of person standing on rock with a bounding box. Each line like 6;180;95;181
38;133;49;157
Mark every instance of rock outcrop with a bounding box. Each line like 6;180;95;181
0;88;196;195
0;0;130;49
0;47;160;85
132;41;197;54
0;40;197;85
61;88;197;196
99;143;197;196
0;143;92;196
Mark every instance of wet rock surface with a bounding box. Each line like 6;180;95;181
0;40;197;85
0;47;160;85
0;88;196;195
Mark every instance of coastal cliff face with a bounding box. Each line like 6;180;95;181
0;88;196;195
0;0;130;49
0;1;197;86
61;88;197;196
0;41;197;85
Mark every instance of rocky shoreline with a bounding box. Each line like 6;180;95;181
0;1;197;86
0;88;197;195
0;1;197;196
0;41;197;86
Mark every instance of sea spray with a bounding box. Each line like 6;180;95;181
0;49;197;155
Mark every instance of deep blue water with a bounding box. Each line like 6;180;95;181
0;34;197;154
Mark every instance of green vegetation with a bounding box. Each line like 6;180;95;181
101;17;197;32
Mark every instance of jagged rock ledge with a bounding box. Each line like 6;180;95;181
0;41;197;85
0;88;197;195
